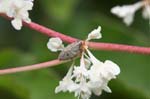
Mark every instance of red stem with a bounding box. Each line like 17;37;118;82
0;59;66;75
88;42;150;54
24;22;150;55
24;22;77;43
0;14;150;75
1;14;150;55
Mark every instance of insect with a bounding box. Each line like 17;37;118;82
58;41;83;60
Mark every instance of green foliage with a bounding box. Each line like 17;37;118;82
0;0;150;99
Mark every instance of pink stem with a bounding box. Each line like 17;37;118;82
88;42;150;54
24;22;77;43
0;59;66;75
0;14;150;55
24;22;150;55
0;14;150;75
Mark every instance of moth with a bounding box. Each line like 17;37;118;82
58;41;83;60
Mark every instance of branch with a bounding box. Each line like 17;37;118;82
0;14;150;75
0;14;150;55
0;59;66;75
88;42;150;55
24;22;77;43
24;22;150;55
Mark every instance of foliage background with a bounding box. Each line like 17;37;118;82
0;0;150;99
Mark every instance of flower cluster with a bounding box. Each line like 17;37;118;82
0;0;34;30
47;26;120;99
111;0;150;26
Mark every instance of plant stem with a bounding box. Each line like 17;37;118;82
0;14;150;75
24;22;150;55
0;14;150;55
88;42;150;55
24;22;77;43
0;59;66;75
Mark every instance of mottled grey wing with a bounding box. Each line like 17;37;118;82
58;41;82;60
58;51;75;60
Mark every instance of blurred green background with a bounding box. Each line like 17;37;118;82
0;0;150;99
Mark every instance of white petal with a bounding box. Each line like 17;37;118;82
91;87;102;96
11;18;22;30
19;10;30;21
6;8;15;17
13;0;23;8
23;1;34;10
84;58;91;69
103;85;112;93
55;79;77;93
72;66;88;82
86;48;103;65
104;60;120;75
142;5;150;20
111;1;143;25
123;14;134;26
88;63;102;82
55;66;78;93
74;79;91;99
24;17;31;23
96;60;120;81
0;0;34;30
47;37;64;52
87;26;102;41
72;55;88;81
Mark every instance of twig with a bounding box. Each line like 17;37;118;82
24;22;150;55
0;14;150;75
24;22;77;43
0;14;150;55
88;42;150;55
0;59;66;75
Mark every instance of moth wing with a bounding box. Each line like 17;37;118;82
58;50;75;60
58;41;82;60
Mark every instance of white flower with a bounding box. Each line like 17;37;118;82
0;0;34;30
87;26;102;41
47;37;64;52
111;1;144;26
11;18;22;30
101;60;120;80
0;0;11;13
72;55;89;82
55;66;78;93
72;65;88;81
86;49;120;80
54;27;121;99
88;81;111;96
74;79;91;99
84;58;91;69
142;5;150;20
85;48;120;95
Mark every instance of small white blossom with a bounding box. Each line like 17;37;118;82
87;26;102;41
84;58;91;69
74;79;91;99
11;18;22;30
72;55;89;82
102;60;120;79
0;0;34;30
47;37;64;52
142;5;150;21
85;48;120;95
88;81;111;96
111;1;143;26
55;66;78;93
54;26;120;99
86;49;120;81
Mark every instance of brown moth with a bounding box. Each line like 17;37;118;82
58;41;83;60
